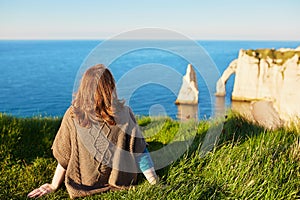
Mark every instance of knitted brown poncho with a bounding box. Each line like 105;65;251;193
52;106;146;199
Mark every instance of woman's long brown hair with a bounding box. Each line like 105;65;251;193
72;64;123;127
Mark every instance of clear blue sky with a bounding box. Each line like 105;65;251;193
0;0;299;40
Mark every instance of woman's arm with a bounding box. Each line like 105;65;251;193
27;163;66;198
136;148;159;185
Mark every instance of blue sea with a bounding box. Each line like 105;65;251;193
0;40;299;119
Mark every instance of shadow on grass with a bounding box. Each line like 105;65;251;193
217;112;266;147
139;113;271;190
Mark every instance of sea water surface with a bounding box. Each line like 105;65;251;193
0;40;299;119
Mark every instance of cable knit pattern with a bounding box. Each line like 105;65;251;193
52;106;146;199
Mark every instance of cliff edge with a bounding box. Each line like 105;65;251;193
216;47;300;126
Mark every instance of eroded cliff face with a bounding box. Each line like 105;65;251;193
216;47;300;125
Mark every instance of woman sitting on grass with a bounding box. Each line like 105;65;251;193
28;64;158;199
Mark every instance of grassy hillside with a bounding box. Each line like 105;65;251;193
1;112;300;199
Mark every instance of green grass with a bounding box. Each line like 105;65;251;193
1;112;300;199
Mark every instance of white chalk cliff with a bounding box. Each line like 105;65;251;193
216;47;300;124
175;64;198;105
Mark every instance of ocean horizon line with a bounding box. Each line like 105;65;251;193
1;38;300;42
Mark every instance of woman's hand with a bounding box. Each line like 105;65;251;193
27;183;55;198
27;163;66;198
143;167;159;185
